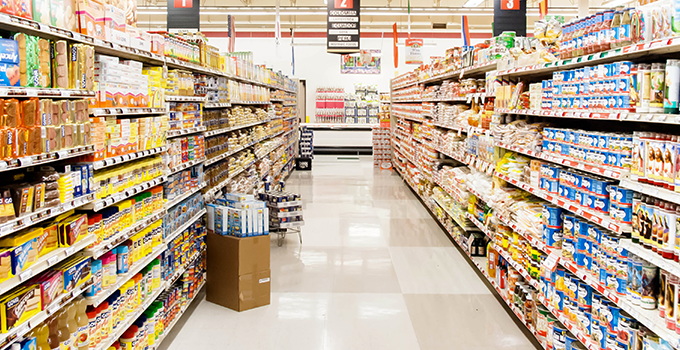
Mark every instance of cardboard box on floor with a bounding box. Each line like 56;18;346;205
206;231;271;311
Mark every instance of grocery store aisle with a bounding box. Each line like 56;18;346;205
164;156;535;350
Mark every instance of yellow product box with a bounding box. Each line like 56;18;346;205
0;285;41;332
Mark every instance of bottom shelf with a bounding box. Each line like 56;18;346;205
395;169;545;349
151;278;206;350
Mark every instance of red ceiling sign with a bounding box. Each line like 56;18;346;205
174;0;193;8
334;0;352;8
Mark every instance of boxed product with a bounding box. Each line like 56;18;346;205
0;285;41;332
0;39;20;87
54;255;90;293
76;0;104;39
206;232;270;312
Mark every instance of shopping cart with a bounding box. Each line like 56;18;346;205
259;182;305;246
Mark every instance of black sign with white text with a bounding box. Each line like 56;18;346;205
326;0;360;54
167;0;200;30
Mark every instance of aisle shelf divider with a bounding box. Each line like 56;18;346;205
89;108;168;116
167;126;207;139
167;157;206;176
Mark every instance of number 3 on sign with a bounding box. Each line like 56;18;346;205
501;0;519;10
335;0;352;8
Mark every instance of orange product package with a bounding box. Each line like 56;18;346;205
27;126;42;155
0;128;15;160
3;99;19;129
44;125;58;153
15;127;28;157
20;98;37;128
61;124;73;149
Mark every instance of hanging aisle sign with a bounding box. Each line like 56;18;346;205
327;0;361;54
167;0;200;30
405;38;423;65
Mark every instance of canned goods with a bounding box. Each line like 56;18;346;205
605;302;621;333
617;312;637;347
567;276;579;300
563;215;576;239
545;226;564;248
565;333;578;350
578;282;593;307
563;238;576;262
553;324;567;350
591;319;605;349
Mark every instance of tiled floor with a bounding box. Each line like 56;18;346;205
164;156;536;350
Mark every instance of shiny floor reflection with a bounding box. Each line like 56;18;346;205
165;156;536;350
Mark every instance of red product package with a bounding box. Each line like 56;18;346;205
28;271;62;309
0;0;14;15
14;0;31;19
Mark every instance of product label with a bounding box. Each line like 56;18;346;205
619;24;630;42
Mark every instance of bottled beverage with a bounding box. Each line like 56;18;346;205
74;297;89;350
66;302;78;350
56;309;71;350
47;316;60;350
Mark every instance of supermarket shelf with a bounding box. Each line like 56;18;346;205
270;86;297;94
0;234;95;298
494;108;680;124
167;126;207;138
164;209;207;244
204;119;269;137
465;212;494;237
497;37;680;78
84;210;166;259
495;140;625;180
619;178;680;206
0;86;94;98
89;107;168;116
87;244;166;307
0;145;95;173
82;175;167;211
163;248;204;290
466;184;492;204
93;146;167;170
271;98;284;102
0;193;95;237
204;102;231;108
230;100;271;105
495;172;631;234
164;57;225;76
283;103;297;107
420;61;498;84
620;239;680;279
204;130;284;167
0;278;93;350
168;157;206;176
152;279;206;350
166;95;206;102
495;212;552;254
300;123;376;129
535;293;600;350
93;284;166;350
392;80;418;90
165;183;206;210
432;197;477;231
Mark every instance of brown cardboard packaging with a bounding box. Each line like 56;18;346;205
206;232;271;312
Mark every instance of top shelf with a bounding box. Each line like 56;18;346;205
392;62;497;89
497;37;680;78
0;13;299;90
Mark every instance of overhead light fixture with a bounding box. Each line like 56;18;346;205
462;0;484;8
601;0;631;7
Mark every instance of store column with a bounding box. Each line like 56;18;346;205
493;0;526;37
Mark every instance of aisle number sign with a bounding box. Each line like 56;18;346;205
167;0;200;30
501;0;519;10
327;0;361;53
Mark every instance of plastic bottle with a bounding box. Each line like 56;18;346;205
619;8;632;47
75;297;89;350
666;59;680;114
652;63;667;111
637;63;652;113
57;309;72;350
66;302;78;350
152;259;161;289
594;12;604;53
31;323;50;350
85;307;98;349
48;315;60;350
611;11;622;48
117;246;129;275
99;301;111;341
119;326;137;350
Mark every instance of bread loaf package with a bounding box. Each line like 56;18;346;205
63;0;77;31
61;124;73;149
3;99;18;128
50;100;60;127
38;99;51;126
73;100;87;123
20;98;37;128
50;40;68;89
84;46;94;90
27;127;42;155
37;38;50;87
44;126;58;153
0;39;20;87
15;128;28;157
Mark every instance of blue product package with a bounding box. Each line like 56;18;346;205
553;324;566;350
606;303;621;333
546;179;559;193
543;140;551;151
555;129;567;142
576;189;589;207
616;272;627;296
541;163;561;179
576;235;589;252
566;275;578;299
544;225;563;248
0;38;19;87
611;203;633;224
620;61;633;75
578;281;593;306
587;225;602;244
598;134;610;149
589;193;610;213
563;237;576;261
611;186;634;205
542;204;563;226
560;142;571;155
558;183;568;198
563;215;576;239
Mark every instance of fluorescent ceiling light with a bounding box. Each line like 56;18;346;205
462;0;484;8
601;0;631;7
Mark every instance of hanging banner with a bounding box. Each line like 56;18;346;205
167;0;199;30
341;49;381;74
327;0;361;54
405;38;423;65
392;23;398;69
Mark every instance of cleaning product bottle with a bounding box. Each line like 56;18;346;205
75;297;89;350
